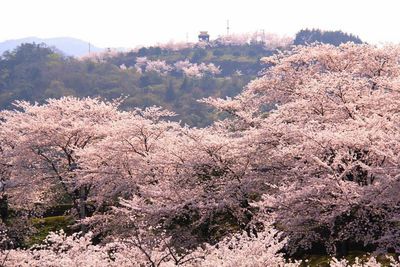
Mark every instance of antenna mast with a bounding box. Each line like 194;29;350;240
226;20;230;35
262;29;265;44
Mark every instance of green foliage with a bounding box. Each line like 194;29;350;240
43;204;74;217
0;42;271;126
298;252;396;267
26;216;74;247
191;48;208;62
294;29;363;46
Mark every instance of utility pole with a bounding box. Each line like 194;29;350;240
262;29;265;44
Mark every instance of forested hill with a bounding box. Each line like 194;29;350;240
293;29;363;46
0;30;363;126
0;43;270;126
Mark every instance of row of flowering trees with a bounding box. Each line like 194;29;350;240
133;57;221;77
214;32;292;49
1;43;400;265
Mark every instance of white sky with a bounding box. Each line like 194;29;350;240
1;0;400;48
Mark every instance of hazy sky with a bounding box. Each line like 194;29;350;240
1;0;400;48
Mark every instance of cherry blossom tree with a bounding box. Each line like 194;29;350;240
134;58;220;77
215;31;293;49
203;43;400;254
156;41;194;51
133;57;173;75
0;97;124;219
78;115;262;249
0;95;258;251
0;224;300;267
2;226;396;266
134;56;147;73
76;106;179;209
174;60;221;78
145;60;173;75
3;42;400;264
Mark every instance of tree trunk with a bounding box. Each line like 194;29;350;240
78;186;87;232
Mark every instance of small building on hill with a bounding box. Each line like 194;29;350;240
198;31;210;42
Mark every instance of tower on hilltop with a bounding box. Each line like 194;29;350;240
198;31;210;42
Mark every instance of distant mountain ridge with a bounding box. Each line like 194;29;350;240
0;37;104;57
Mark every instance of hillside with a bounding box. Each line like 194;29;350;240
294;29;363;46
0;30;364;126
0;42;271;126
